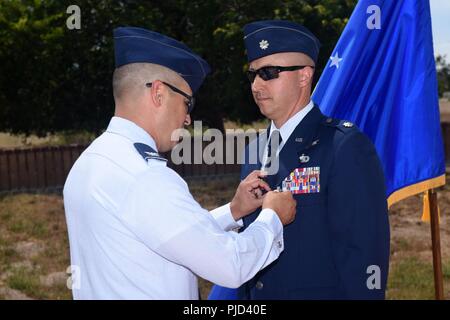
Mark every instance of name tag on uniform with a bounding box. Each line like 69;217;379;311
281;167;320;194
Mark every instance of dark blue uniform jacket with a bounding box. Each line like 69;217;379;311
238;106;390;299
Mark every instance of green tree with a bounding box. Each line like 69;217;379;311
436;55;450;98
184;0;356;130
0;0;356;136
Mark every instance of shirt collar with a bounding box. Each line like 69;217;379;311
106;116;158;152
269;100;315;144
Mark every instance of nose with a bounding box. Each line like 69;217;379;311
251;74;265;93
184;113;191;126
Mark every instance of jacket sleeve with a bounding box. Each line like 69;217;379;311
327;130;390;299
120;166;284;289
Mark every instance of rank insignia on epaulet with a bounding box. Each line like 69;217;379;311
144;151;167;162
134;143;167;163
335;120;356;133
342;121;353;128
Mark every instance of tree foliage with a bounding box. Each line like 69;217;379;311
0;0;356;136
436;55;450;98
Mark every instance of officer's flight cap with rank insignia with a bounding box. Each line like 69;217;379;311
243;20;321;64
114;27;211;93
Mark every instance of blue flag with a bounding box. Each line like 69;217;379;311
208;0;445;300
313;0;445;205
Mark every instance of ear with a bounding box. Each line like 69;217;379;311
149;80;165;107
299;67;314;88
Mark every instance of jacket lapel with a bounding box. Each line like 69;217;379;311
241;129;269;179
272;106;325;188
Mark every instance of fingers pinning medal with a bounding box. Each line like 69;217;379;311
252;187;263;199
252;177;267;199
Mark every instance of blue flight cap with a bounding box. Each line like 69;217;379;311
114;27;211;93
243;20;321;64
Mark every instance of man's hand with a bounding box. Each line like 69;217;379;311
230;170;271;220
262;191;296;226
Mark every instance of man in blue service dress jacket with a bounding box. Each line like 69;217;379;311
235;20;390;299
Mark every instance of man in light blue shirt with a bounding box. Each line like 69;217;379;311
63;26;296;299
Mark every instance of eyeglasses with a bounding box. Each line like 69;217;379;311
146;81;195;114
246;65;315;83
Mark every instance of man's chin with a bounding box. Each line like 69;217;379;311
163;140;178;152
164;136;183;151
257;104;273;119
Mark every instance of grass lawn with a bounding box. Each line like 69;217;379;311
0;175;449;299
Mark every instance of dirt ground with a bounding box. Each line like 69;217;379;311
386;175;450;299
389;185;450;263
0;173;449;300
440;99;450;123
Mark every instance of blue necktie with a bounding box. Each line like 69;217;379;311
263;130;282;171
263;130;282;188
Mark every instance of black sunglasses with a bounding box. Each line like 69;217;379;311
146;81;195;114
246;65;315;83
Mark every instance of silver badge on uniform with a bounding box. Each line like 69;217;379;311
343;121;353;128
299;154;310;163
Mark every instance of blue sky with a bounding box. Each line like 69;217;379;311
430;0;450;60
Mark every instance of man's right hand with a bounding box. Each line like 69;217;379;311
230;170;271;221
262;191;296;226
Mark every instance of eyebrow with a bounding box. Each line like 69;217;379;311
249;64;275;71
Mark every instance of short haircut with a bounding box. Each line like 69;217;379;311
112;63;185;102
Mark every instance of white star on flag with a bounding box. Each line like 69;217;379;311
329;52;343;68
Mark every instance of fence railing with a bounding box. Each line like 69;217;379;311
1;125;450;193
0;135;250;193
0;145;85;193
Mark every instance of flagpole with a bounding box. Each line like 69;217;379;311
428;188;444;300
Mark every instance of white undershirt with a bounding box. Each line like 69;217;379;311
261;100;315;168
